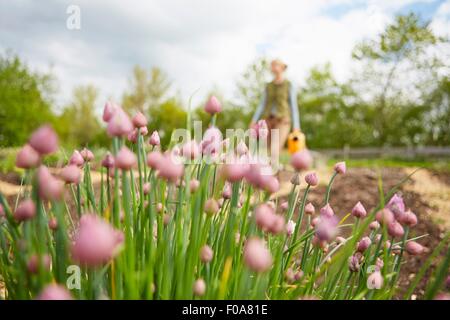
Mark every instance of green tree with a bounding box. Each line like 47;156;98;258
234;57;271;114
0;52;56;147
300;63;373;148
423;76;450;145
147;98;187;147
122;66;171;114
351;13;447;146
57;85;104;147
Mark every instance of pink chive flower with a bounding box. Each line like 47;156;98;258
268;214;285;235
290;150;313;171
244;163;264;187
107;107;133;137
312;235;327;249
37;284;73;300
286;220;296;236
387;220;405;238
250;120;269;139
132;111;147;128
255;203;275;232
375;258;384;271
285;268;296;283
243;237;273;273
254;203;285;235
304;172;318;186
311;217;320;228
280;201;289;211
356;236;372;252
16;144;40;169
149;131;160;146
402;210;418;227
305;202;315;215
375;208;395;225
115;146;137;170
101;152;115;169
256;120;269;139
204;198;219;215
202;126;222;144
181;140;200;161
171;146;181;157
334;161;346;174
200;245;214;263
27;254;51;274
14;199;36;222
29;125;58;155
221;159;249;183
236;141;248;156
80;148;94;162
369;221;380;230
367;271;383;289
290;173;301;185
434;293;450;300
315;215;338;242
147;151;164;169
102;101;116;122
72;214;124;266
351;201;367;219
60;165;81;184
202;127;222;156
193;279;206;296
140;126;148;136
222;183;232;199
386;193;405;221
127;129;138;143
348;253;363;272
405;241;424;255
37;166;63;201
48;217;58;230
189;179;200;193
262;176;280;194
320;203;335;217
69;150;84;167
204;95;222;115
222;138;230;150
143;183;151;195
157;153;184;183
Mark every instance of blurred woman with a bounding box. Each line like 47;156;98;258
251;59;300;153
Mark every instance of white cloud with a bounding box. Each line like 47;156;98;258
0;0;447;111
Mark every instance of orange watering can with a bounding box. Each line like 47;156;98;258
287;130;306;154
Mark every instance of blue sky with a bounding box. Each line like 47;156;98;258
0;0;449;109
324;0;446;19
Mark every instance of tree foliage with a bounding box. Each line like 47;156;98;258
122;66;171;114
56;85;106;147
0;53;55;147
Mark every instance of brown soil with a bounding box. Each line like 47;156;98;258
0;172;22;185
279;167;448;299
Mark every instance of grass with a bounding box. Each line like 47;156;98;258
332;158;450;171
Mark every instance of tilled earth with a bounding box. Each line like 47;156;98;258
280;167;449;299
